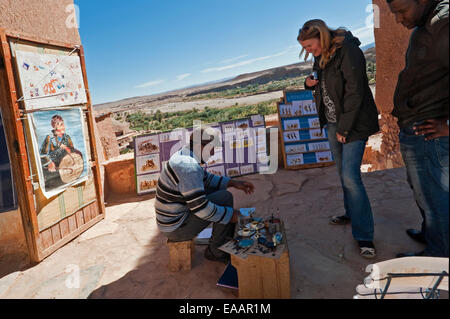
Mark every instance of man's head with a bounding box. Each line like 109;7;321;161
387;0;430;29
189;127;220;164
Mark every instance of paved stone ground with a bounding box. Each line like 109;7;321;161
0;166;429;299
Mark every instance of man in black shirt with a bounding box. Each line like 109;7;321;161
387;0;449;257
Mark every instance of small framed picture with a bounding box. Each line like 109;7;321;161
207;165;225;177
309;129;326;140
285;144;307;154
283;119;301;131
302;100;317;115
136;153;160;175
240;164;255;176
315;151;333;163
308;117;320;129
226;166;241;178
283;131;301;142
251;114;265;127
137;173;160;194
135;134;160;156
287;153;304;166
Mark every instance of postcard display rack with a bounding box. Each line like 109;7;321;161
279;90;334;169
134;114;268;195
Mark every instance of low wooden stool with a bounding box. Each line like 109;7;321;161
167;239;194;272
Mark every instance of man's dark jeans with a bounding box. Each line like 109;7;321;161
399;125;449;257
166;190;235;256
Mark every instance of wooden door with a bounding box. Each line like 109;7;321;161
0;29;105;262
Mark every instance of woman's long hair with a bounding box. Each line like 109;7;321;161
298;19;347;69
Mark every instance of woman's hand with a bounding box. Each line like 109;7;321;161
305;75;319;88
336;133;347;144
228;180;255;195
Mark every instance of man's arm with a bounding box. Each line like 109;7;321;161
173;160;234;224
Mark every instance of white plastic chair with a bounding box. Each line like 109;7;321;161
354;257;449;299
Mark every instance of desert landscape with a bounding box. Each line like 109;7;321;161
93;46;375;119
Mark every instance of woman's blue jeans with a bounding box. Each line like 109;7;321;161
326;123;374;242
399;125;449;257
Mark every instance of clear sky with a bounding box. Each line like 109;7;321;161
74;0;375;105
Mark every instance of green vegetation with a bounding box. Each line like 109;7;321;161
367;62;376;85
182;76;307;102
122;99;278;132
116;64;376;133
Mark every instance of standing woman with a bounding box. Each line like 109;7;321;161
298;19;380;258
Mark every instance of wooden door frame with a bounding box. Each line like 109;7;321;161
0;29;105;262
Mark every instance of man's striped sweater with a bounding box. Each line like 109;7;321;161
155;147;233;233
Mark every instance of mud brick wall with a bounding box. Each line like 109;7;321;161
0;0;81;45
363;0;412;171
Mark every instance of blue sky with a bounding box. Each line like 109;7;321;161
74;0;375;105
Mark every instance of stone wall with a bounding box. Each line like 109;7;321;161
95;114;121;161
103;153;137;203
0;0;81;45
362;0;413;171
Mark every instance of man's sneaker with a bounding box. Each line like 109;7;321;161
204;246;230;264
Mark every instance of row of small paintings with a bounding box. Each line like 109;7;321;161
282;116;320;131
286;151;334;167
285;141;331;155
137;163;266;195
283;128;328;143
279;100;317;117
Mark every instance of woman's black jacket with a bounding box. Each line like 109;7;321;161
304;31;379;142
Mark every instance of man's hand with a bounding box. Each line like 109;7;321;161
230;209;242;223
228;180;255;195
414;118;449;141
336;133;347;144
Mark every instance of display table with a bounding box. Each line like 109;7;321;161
220;221;291;299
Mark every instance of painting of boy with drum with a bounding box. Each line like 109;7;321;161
30;108;89;195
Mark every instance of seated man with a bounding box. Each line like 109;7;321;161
155;127;255;263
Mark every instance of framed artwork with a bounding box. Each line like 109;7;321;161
14;50;87;111
135;134;160;157
28;107;89;198
136;153;161;175
137;173;160;194
206;165;225;177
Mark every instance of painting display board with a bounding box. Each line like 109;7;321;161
134;114;268;195
0;30;105;263
279;90;334;170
